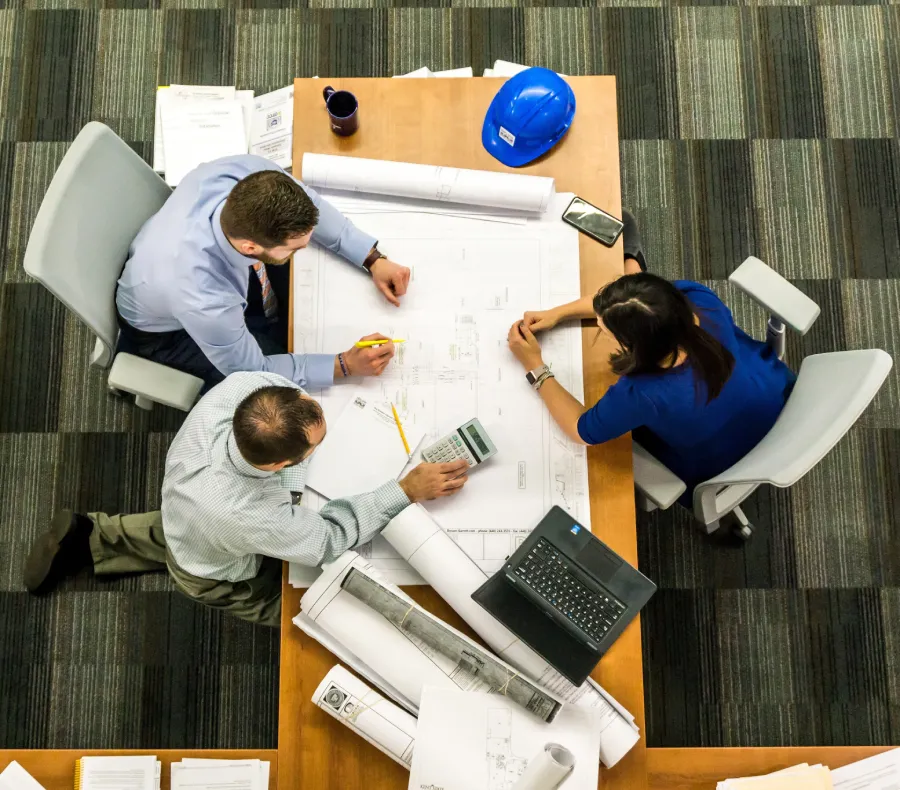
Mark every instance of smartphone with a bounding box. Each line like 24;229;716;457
562;196;625;247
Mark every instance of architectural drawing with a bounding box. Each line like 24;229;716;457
486;709;529;790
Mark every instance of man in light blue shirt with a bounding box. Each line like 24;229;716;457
116;155;411;390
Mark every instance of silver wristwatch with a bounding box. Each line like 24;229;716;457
525;365;550;389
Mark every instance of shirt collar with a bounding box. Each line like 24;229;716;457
226;432;274;479
212;202;255;271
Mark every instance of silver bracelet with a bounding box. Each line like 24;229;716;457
534;371;555;390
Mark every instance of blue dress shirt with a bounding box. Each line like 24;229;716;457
116;155;377;388
577;281;796;502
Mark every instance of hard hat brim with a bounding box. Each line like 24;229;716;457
481;121;566;168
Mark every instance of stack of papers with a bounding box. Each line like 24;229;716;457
719;748;900;790
171;758;270;789
482;59;567;78
76;756;160;790
153;84;295;185
394;66;474;78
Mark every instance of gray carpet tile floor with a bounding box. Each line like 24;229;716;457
0;0;898;750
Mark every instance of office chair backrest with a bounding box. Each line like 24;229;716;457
23;122;171;354
702;349;892;490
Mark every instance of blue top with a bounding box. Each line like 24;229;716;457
577;281;796;496
116;155;378;389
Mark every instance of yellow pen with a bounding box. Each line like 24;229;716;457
390;404;411;456
355;338;406;348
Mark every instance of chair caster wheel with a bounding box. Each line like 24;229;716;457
734;522;753;541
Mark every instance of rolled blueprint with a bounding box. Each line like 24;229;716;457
341;568;562;723
512;744;576;790
381;504;641;768
312;665;417;768
299;552;562;722
301;153;556;214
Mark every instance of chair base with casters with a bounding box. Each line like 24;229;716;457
23;121;205;413
632;257;892;540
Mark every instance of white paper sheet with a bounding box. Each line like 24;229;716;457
291;194;589;587
301;154;555;213
0;761;47;790
170;763;259;790
249;84;294;168
490;60;568;78
79;756;159;790
153;85;237;173
380;504;640;768
161;100;247;186
178;759;269;789
434;67;474;78
305;395;424;501
409;688;602;790
313;665;417;767
831;749;900;790
394;67;434;78
236;89;255;149
512;744;575;790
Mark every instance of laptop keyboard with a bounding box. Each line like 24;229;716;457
513;538;626;642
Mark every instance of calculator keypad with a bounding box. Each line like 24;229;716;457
423;434;477;466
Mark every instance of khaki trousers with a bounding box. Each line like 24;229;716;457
88;510;282;627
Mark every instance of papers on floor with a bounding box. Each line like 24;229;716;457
313;664;417;767
719;749;900;790
76;755;160;790
153;84;295;184
0;761;46;790
300;153;556;214
305;395;424;501
171;758;270;789
410;687;602;790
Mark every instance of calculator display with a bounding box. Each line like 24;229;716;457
466;425;490;455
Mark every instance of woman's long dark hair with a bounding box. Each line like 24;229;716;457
593;273;735;403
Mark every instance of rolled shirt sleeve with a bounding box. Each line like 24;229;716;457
177;304;335;388
298;180;377;267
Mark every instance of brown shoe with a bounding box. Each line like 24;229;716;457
24;509;94;594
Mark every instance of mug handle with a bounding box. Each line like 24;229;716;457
323;86;335;103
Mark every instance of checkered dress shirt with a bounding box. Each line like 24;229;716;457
161;372;410;582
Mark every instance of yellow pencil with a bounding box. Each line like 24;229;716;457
390;404;411;456
355;338;406;348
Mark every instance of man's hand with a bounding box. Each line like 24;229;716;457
399;460;469;503
339;333;395;378
522;308;561;333
370;258;410;307
507;320;544;370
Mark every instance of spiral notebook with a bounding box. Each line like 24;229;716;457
74;756;160;790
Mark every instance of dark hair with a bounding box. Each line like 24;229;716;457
232;386;325;466
593;273;735;403
220;170;320;248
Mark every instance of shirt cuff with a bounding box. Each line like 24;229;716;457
304;353;336;388
344;227;379;268
356;480;411;545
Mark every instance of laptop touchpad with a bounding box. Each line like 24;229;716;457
576;539;623;580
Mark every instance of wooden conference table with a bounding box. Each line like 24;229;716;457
279;76;641;790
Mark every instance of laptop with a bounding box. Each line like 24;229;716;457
472;506;656;686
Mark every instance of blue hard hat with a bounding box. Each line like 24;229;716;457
482;68;576;168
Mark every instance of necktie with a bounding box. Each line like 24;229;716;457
252;263;278;321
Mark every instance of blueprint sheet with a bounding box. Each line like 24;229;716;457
290;193;589;586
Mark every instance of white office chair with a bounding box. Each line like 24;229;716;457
633;256;893;539
23;122;203;412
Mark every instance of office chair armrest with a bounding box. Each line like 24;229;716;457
728;257;820;335
633;441;687;510
108;353;204;412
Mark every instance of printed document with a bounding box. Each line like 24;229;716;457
409;687;603;790
153;85;237;173
831;749;900;790
305;395;424;501
161;100;246;186
250;85;294;168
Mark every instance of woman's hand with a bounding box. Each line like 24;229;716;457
507;320;544;370
522;308;561;333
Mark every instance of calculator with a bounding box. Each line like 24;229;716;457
421;418;497;468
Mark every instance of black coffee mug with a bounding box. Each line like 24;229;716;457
323;86;359;136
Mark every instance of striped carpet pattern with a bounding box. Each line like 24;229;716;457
1;0;898;751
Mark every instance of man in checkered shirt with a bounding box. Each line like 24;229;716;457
24;372;469;626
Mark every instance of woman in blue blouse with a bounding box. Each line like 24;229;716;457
507;215;795;506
